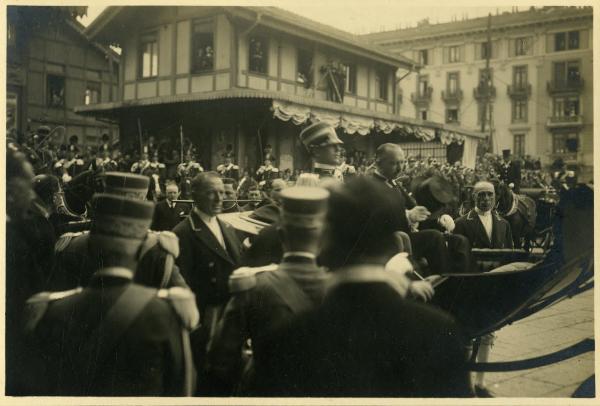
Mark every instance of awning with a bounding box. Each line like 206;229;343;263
272;100;476;145
75;88;484;144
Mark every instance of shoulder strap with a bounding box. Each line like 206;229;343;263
264;270;313;315
77;284;157;393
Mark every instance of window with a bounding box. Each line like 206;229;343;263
249;35;268;74
418;49;428;66
419;109;428;120
84;82;101;105
448;46;460;63
554;32;566;52
375;69;388;101
191;21;214;73
447;72;459;94
552;132;579;154
47;74;65;108
515;37;529;56
446;108;459;123
514;134;525;157
139;32;158;78
418;75;429;96
512;99;527;122
553;61;581;86
555;31;580;51
553;96;579;117
296;49;313;87
344;63;356;94
568;31;580;50
513;66;528;88
480;42;491;60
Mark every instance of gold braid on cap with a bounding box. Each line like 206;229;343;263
92;214;150;239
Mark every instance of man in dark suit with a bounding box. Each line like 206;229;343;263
151;182;190;231
254;178;472;397
371;143;471;275
173;171;243;394
208;186;330;395
498;149;521;193
454;181;514;250
25;194;198;396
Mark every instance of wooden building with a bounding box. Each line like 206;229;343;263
7;6;119;146
78;6;483;171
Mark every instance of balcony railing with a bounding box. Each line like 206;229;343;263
546;78;584;94
473;85;496;100
441;89;463;104
546;114;584;128
507;84;532;98
411;87;433;104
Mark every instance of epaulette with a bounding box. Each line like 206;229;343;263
158;287;200;331
23;287;83;334
272;167;279;172
142;230;179;258
228;264;278;293
216;164;225;171
232;165;239;169
55;231;86;253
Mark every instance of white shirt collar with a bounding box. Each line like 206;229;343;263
475;208;492;217
194;207;215;222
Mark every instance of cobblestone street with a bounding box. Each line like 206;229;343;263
486;288;594;397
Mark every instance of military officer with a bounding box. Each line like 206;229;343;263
207;186;330;395
299;121;344;182
49;172;188;291
177;153;205;199
255;157;279;181
217;152;240;181
337;147;357;179
130;151;151;174
24;193;198;396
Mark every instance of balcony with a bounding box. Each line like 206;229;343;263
441;89;463;104
546;78;584;94
411;87;433;105
507;84;532;98
473;85;496;100
546;114;584;129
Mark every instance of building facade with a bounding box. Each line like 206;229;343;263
7;7;120;147
78;6;482;172
364;6;593;177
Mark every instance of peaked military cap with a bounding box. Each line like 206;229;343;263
90;193;154;254
103;172;150;200
280;186;329;228
299;122;343;150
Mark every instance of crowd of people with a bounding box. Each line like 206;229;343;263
6;121;579;398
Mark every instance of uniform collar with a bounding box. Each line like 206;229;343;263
93;267;134;280
283;251;317;262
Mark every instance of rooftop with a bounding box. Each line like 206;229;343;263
362;6;593;44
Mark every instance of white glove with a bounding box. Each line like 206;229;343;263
438;214;455;232
407;206;430;224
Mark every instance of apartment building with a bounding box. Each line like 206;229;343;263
364;6;593;176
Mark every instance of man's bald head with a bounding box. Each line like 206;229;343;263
375;143;406;180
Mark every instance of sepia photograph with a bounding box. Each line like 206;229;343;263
4;1;596;402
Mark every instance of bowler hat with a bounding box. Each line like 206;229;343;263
412;175;457;213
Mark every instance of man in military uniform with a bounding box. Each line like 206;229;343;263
217;152;240;181
299;121;344;182
208;186;330;395
498;149;521;193
24;194;198;395
177;152;204;199
337;147;357;179
255;157;279;182
49;172;188;290
130;151;151;174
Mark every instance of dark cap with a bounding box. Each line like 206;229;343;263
299;122;343;150
413;175;457;213
32;174;61;203
90;193;154;254
502;149;511;158
103;172;150;200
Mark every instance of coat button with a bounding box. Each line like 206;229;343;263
208;262;214;268
211;277;217;283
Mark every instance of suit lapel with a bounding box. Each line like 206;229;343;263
189;211;234;264
219;218;241;265
470;210;492;248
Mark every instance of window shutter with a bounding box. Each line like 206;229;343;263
443;47;448;64
546;34;554;52
580;30;589;49
508;39;514;57
475;43;481;60
459;45;464;62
